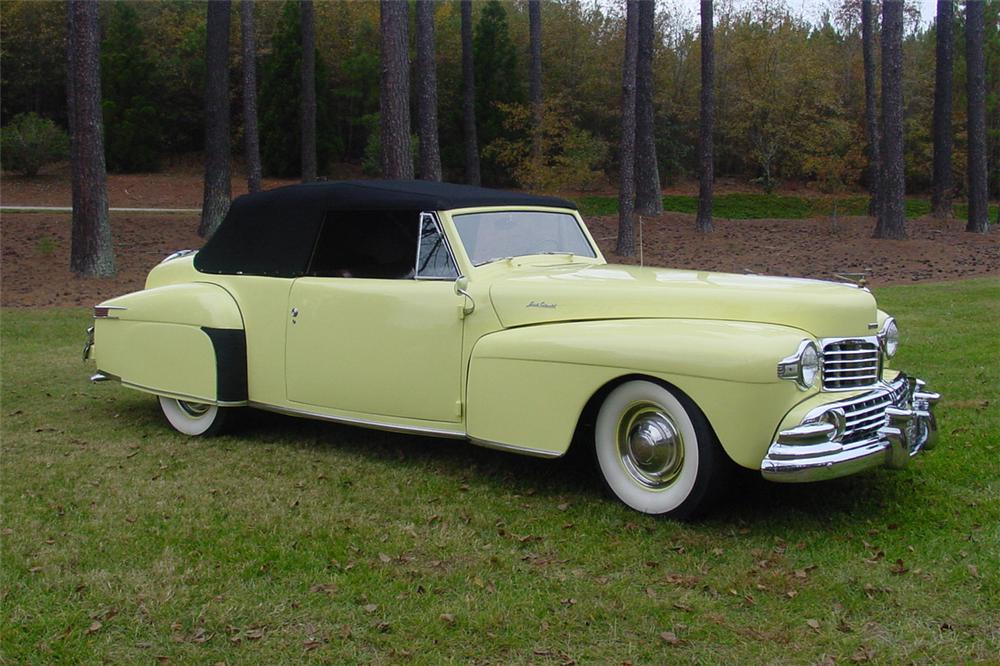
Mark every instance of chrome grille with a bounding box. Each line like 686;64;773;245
822;338;881;390
829;377;909;445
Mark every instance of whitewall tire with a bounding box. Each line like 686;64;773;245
158;396;230;437
594;380;726;519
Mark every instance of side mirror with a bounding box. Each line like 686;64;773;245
455;276;475;317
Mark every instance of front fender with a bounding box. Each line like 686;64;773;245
93;283;247;404
466;319;812;466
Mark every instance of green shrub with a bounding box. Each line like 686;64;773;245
0;113;69;177
100;1;164;172
259;1;339;178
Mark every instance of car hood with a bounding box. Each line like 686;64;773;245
487;263;878;338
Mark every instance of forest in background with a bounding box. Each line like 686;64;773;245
2;0;998;196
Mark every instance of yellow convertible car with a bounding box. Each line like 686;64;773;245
84;180;939;518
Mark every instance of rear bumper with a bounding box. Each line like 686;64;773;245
761;374;939;482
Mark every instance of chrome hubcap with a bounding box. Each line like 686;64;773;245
616;403;684;489
177;400;210;418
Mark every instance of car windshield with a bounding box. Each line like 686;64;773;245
452;211;596;266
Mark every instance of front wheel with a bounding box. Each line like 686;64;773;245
158;396;231;437
594;380;728;519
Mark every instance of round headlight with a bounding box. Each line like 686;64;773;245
882;318;899;358
799;342;820;389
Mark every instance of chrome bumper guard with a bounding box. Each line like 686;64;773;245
761;374;939;482
83;325;95;361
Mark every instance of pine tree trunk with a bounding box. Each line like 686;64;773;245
862;0;880;218
67;0;115;277
461;0;481;186
415;0;442;181
616;0;639;257
199;0;232;239
380;0;413;180
634;0;662;216
528;0;543;161
931;0;953;218
696;0;715;234
241;0;262;193
875;0;906;240
300;0;317;182
965;0;989;233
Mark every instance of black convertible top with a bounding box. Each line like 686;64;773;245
194;180;576;277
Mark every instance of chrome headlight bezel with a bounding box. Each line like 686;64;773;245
777;340;821;391
879;317;899;359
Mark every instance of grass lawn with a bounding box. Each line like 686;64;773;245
2;278;998;663
576;192;1000;221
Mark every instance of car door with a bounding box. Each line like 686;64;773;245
284;211;465;423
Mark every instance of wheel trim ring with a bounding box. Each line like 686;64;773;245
615;402;685;490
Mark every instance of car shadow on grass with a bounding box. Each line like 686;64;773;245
111;395;921;528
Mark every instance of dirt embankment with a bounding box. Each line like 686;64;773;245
2;170;997;308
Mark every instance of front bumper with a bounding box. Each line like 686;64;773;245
761;373;939;482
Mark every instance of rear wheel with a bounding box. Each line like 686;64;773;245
594;380;727;519
158;396;231;437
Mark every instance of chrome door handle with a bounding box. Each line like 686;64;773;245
291;307;299;317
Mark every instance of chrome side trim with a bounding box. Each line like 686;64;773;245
469;437;563;459
117;379;248;408
247;401;466;439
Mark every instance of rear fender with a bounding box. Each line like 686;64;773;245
93;283;247;405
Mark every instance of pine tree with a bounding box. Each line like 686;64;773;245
474;0;522;184
965;0;989;233
300;0;317;182
416;0;442;181
931;0;954;218
241;0;262;193
634;0;662;215
67;0;115;277
696;0;715;234
379;0;412;179
528;0;542;160
862;0;880;217
461;0;481;185
874;0;906;240
259;1;334;178
199;0;231;239
616;0;639;257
